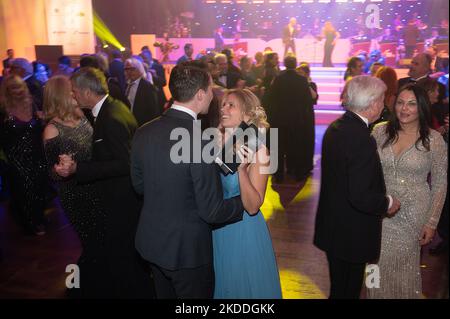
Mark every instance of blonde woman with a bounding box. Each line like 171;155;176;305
322;21;340;67
0;75;49;235
213;88;282;299
42;75;107;297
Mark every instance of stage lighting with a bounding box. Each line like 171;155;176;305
94;10;125;51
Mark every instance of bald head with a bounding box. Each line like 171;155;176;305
409;53;432;79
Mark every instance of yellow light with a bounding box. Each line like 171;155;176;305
279;269;326;299
94;10;124;50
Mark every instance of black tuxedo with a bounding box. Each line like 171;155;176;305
131;108;244;298
128;78;161;127
76;96;154;298
109;59;126;94
314;111;388;298
267;69;315;181
216;70;242;89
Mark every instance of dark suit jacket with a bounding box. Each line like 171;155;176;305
76;96;140;255
266;69;314;127
132;108;244;271
25;76;43;111
107;76;131;108
131;78;161;127
314;111;388;263
282;25;298;44
216;71;242;89
109;59;126;94
435;56;449;74
176;55;192;65
3;58;11;70
150;60;167;108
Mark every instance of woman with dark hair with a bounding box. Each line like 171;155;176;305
344;56;364;81
368;84;447;299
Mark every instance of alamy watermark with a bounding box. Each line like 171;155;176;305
66;264;80;289
365;264;381;289
169;121;279;174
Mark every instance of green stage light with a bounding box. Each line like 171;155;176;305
94;10;124;50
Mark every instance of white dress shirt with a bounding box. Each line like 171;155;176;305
91;94;109;119
171;104;197;120
126;78;141;112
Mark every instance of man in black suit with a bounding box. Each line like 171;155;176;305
267;56;314;183
282;18;300;58
398;53;447;105
426;46;449;74
79;55;131;108
55;67;154;298
140;46;167;110
214;27;225;52
214;53;242;89
131;64;244;298
124;58;161;127
176;43;194;65
109;49;126;94
398;53;433;88
2;49;14;71
314;75;401;299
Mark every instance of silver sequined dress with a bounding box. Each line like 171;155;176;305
367;123;447;299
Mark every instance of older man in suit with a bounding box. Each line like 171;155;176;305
314;76;401;299
124;58;161;127
55;67;154;298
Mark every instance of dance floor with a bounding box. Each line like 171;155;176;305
0;113;448;299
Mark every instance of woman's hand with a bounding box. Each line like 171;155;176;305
419;225;435;246
236;145;255;171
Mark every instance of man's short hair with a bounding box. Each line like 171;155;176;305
58;55;71;66
284;56;297;70
79;55;101;69
169;65;210;103
71;67;109;96
111;49;122;59
184;43;193;50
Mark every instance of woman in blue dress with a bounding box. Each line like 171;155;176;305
213;88;282;299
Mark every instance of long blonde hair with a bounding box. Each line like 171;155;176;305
0;75;32;113
223;88;270;129
43;75;79;121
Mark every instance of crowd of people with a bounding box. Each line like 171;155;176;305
0;38;448;299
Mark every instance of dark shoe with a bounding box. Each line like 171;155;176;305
430;241;448;255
